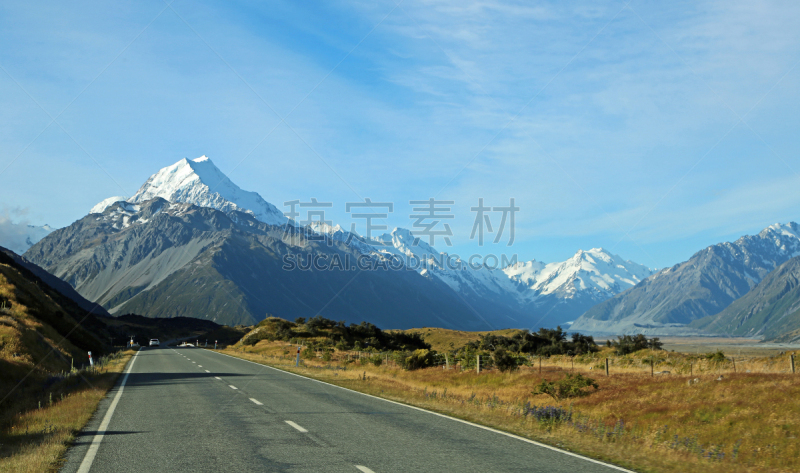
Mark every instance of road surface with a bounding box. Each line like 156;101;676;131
61;346;631;472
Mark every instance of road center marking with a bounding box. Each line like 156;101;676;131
355;466;375;473
205;370;210;373
214;377;221;380
249;398;263;405
285;420;308;433
198;365;202;367
229;385;238;390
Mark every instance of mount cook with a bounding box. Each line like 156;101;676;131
25;156;653;329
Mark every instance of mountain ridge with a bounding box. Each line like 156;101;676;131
571;222;800;335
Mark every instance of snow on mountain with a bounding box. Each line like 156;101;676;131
504;248;654;301
90;196;127;214
0;218;54;255
121;156;287;226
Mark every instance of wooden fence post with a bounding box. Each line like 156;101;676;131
650;359;654;377
732;357;736;373
605;358;609;376
477;355;481;374
538;357;542;374
791;355;796;374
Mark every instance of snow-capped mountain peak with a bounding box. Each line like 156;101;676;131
504;248;654;300
92;156;287;226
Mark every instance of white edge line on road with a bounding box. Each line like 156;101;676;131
205;370;210;373
209;350;634;473
249;398;263;405
76;350;140;473
229;385;238;390
355;466;375;473
285;420;308;433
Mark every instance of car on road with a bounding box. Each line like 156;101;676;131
149;339;160;346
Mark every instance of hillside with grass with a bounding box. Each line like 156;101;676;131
0;250;108;377
0;248;133;472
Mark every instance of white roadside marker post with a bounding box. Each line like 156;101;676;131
296;346;301;367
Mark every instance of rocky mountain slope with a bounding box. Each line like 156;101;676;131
26;198;502;329
690;255;800;341
571;223;800;335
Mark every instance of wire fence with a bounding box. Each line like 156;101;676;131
226;343;798;377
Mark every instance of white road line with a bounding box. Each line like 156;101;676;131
214;377;222;380
285;420;308;433
198;365;202;367
76;350;140;473
205;370;210;373
355;466;375;473
249;398;263;405
192;361;196;364
209;350;633;473
229;385;238;390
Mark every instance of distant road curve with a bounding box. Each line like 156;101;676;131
61;347;634;473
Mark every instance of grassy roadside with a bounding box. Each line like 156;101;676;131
218;343;800;473
0;349;136;473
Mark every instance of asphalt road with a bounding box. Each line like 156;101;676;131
61;347;631;473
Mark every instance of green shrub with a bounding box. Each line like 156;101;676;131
322;349;333;362
492;348;520;372
705;350;726;363
610;334;663;355
402;349;434;370
370;354;383;367
301;346;315;360
532;373;599;401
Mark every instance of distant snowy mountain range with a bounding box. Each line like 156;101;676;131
15;155;800;338
83;156;653;327
0;217;53;255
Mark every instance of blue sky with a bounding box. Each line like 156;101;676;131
1;0;799;269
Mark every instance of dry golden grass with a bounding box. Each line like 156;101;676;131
222;342;800;473
0;350;135;473
396;327;524;352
